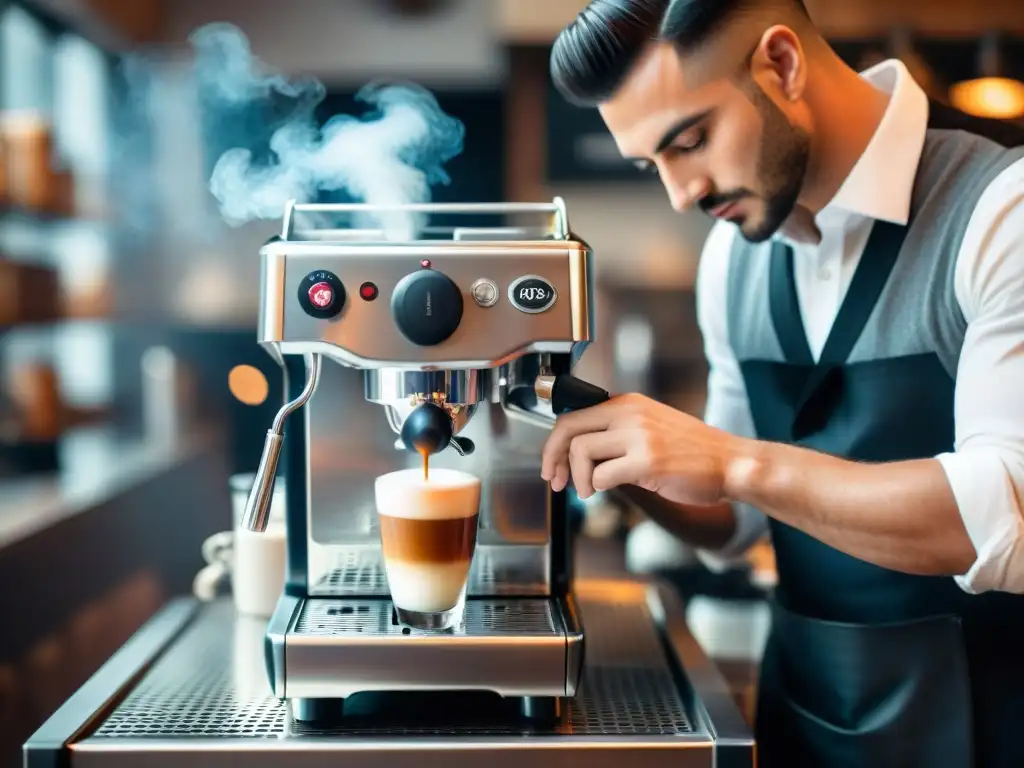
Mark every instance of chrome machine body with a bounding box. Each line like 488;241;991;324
243;198;593;721
24;198;756;767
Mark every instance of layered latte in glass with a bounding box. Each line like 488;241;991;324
374;468;481;630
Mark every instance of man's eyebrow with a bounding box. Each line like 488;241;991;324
623;109;715;164
653;109;713;153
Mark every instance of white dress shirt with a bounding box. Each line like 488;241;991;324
695;59;1024;595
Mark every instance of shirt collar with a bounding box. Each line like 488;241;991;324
820;58;929;226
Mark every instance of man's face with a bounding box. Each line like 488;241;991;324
599;40;810;243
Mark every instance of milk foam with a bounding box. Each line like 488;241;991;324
384;559;471;613
374;468;480;521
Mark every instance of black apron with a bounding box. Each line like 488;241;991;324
744;223;1024;768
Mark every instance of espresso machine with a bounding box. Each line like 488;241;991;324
25;195;756;767
241;197;610;723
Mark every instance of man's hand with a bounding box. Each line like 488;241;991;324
540;392;741;506
540;392;982;579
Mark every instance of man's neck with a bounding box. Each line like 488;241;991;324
797;51;891;215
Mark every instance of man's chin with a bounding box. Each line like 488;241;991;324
737;218;777;244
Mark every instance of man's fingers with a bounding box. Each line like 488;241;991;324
592;454;647;494
567;432;628;499
540;402;618;483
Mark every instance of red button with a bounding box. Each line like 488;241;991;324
308;282;334;308
359;282;378;301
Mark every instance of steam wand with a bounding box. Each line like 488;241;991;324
241;353;322;533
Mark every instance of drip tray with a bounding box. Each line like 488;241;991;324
281;597;577;699
90;589;693;740
40;580;756;766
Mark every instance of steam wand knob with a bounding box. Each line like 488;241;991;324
241;354;322;533
535;374;611;415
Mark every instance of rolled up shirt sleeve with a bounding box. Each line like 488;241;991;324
942;158;1024;594
693;223;769;566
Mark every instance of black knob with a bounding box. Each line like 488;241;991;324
391;270;463;346
298;270;345;319
400;402;453;456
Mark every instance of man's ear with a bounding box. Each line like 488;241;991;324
755;25;807;102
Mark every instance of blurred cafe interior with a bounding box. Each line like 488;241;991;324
1;0;1023;765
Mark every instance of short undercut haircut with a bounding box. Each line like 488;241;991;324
550;0;810;106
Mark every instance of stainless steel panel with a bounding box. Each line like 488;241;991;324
285;598;567;698
273;243;586;366
72;743;712;768
305;362;554;597
556;593;586;697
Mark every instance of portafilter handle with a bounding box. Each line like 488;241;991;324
241;353;322;533
535;374;611;414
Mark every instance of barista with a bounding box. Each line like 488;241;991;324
542;1;1024;766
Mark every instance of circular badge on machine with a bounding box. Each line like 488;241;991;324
508;275;557;314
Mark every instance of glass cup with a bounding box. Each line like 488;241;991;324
374;468;481;631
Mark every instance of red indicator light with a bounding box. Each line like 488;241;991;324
420;259;432;269
359;282;379;301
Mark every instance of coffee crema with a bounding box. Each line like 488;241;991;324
374;468;481;614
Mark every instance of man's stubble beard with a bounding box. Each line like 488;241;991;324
740;80;811;244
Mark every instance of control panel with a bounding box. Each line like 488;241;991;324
294;263;564;341
270;241;587;365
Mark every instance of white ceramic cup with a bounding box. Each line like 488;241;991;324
684;596;771;661
193;474;287;618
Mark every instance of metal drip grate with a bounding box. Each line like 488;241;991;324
315;550;389;593
94;604;285;738
315;549;503;594
91;593;693;739
295;599;559;636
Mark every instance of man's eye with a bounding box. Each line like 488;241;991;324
673;130;707;153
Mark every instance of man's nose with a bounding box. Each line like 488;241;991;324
665;175;710;213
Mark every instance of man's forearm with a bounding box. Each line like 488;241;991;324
724;438;976;576
612;485;737;551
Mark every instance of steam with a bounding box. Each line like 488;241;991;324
189;23;465;240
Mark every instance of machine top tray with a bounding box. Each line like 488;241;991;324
295;598;559;637
26;580;755;768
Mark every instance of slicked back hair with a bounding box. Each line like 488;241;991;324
550;0;809;106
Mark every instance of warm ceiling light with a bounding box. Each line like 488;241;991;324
950;77;1024;120
950;32;1024;120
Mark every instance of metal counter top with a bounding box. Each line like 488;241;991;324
25;579;754;768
